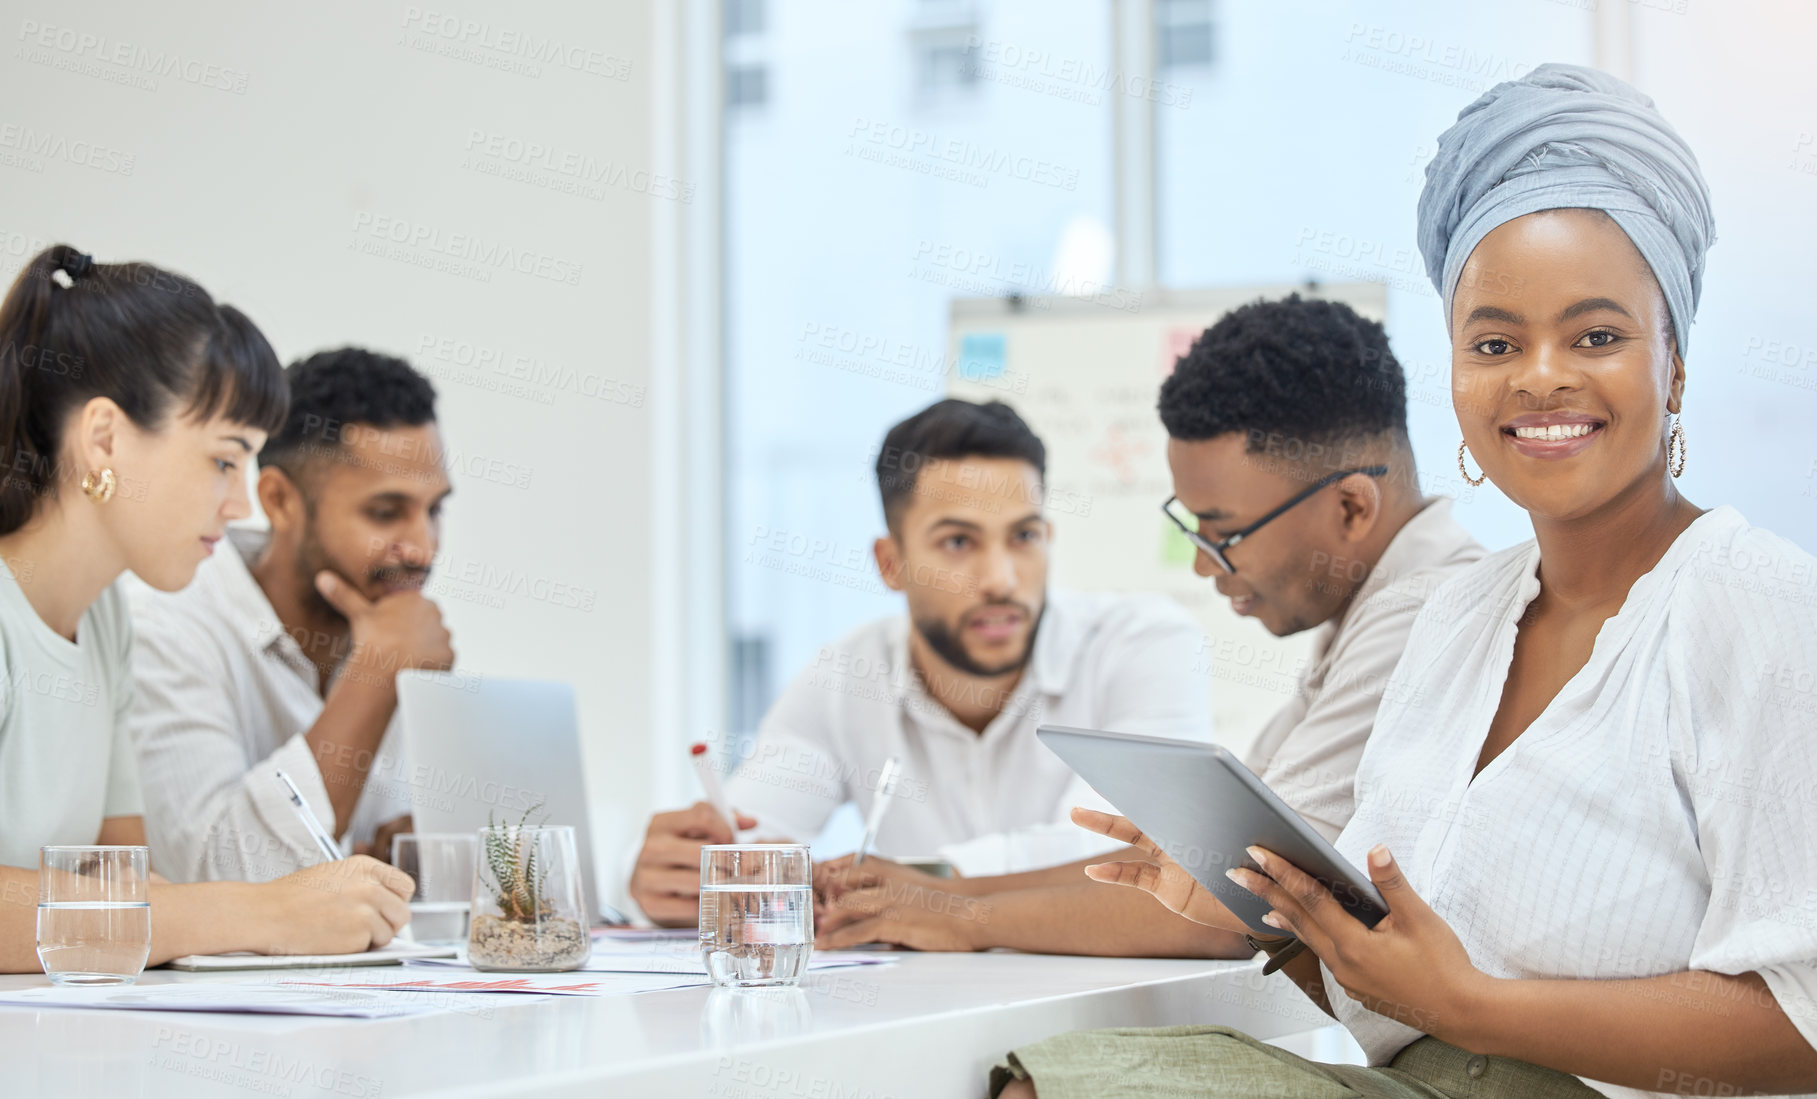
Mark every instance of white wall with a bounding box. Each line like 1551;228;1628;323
0;0;707;897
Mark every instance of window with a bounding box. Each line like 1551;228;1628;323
913;28;982;99
1156;0;1213;68
724;0;769;111
725;65;768;108
721;3;1115;738
725;0;764;38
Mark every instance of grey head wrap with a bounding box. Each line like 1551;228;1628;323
1416;62;1715;354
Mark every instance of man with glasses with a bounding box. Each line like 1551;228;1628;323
1163;465;1386;581
815;294;1483;956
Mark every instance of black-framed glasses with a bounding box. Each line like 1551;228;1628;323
1162;465;1389;575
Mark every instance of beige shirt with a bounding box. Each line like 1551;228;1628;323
126;529;409;882
720;590;1213;875
0;562;140;868
1241;498;1484;840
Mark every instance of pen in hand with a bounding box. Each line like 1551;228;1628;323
690;741;747;842
850;755;903;872
274;769;344;865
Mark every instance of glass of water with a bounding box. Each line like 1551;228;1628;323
699;844;813;988
37;846;151;986
391;833;478;946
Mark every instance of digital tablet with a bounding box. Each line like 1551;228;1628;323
1037;725;1388;937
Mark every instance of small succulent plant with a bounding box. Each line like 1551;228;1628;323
480;802;550;922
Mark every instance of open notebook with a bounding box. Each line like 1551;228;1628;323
164;939;457;971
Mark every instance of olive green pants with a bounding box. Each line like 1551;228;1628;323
990;1026;1602;1099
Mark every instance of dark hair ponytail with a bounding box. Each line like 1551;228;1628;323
0;244;288;535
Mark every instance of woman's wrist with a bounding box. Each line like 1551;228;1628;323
1431;970;1504;1052
148;880;258;962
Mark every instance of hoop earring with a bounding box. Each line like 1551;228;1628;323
1667;416;1686;478
80;468;117;503
1457;441;1485;487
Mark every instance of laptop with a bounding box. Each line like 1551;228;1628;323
394;673;609;924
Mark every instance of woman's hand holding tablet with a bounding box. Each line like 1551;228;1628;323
1074;804;1493;1031
1049;725;1491;1030
1226;842;1493;1035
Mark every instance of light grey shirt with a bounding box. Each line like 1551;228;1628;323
0;560;140;868
1241;498;1485;841
126;529;409;882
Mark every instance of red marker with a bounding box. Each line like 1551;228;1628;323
691;742;745;840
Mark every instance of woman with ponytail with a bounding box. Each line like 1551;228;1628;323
0;245;414;972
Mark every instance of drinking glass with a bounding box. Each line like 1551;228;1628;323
467;824;588;972
392;833;478;946
699;844;813;988
37;846;151;986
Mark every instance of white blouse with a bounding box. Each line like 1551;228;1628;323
1327;506;1817;1099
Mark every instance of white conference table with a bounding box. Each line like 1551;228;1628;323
0;951;1331;1098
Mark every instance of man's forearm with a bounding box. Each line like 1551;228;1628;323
1451;970;1817;1094
304;672;399;835
947;850;1140;896
970;881;1254;958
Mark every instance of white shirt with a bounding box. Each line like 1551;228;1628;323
126;529;409;882
0;563;140;868
1243;498;1483;840
1328;507;1817;1099
721;590;1211;875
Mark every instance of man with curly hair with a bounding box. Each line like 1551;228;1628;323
814;295;1484;957
127;348;455;882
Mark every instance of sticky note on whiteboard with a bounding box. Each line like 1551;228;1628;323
1161;326;1200;376
958;333;1008;382
1162;515;1199;567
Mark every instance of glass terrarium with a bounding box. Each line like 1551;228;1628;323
467;819;589;972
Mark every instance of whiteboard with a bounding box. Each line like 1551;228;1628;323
947;283;1388;761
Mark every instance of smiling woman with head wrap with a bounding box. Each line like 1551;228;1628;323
1417;62;1715;355
985;65;1817;1099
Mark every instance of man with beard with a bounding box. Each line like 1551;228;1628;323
627;398;1210;926
128;348;454;881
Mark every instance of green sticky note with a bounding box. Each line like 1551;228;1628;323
1161;517;1197;567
